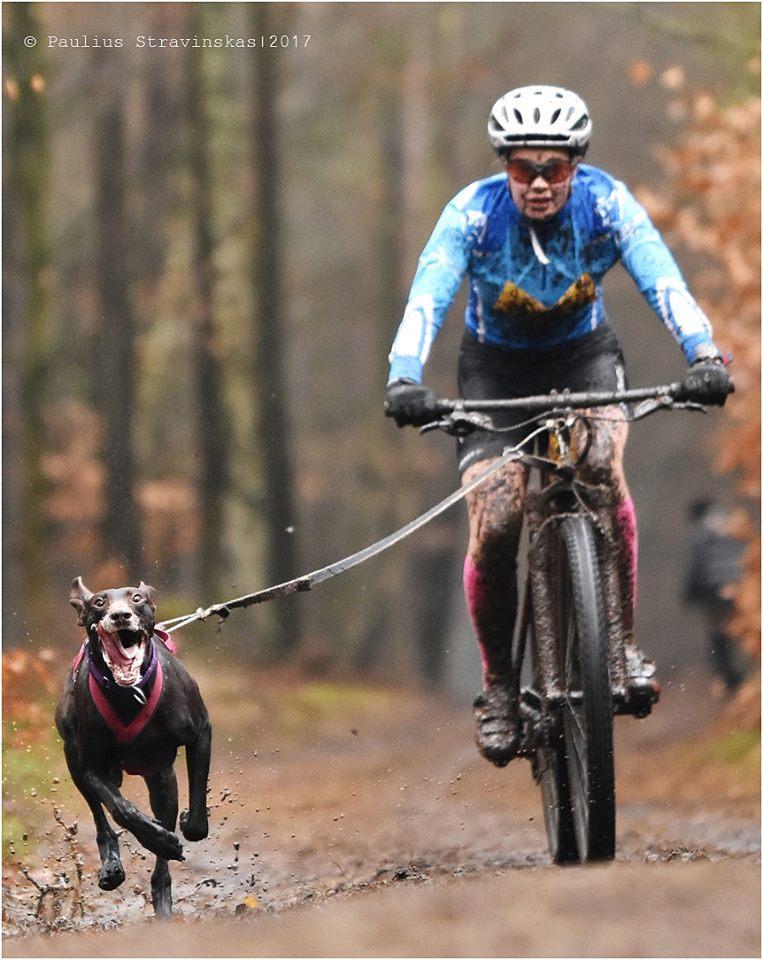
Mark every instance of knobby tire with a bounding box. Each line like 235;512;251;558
558;515;616;862
534;693;579;864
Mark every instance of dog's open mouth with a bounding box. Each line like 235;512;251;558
96;623;148;686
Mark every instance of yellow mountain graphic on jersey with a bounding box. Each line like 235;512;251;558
494;273;597;320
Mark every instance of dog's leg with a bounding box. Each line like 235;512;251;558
64;742;126;890
180;722;211;842
144;767;179;919
82;769;183;862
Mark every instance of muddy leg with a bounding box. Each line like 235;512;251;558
64;742;125;890
145;768;179;918
572;406;634;632
82;769;183;861
180;722;211;842
462;459;527;686
462;459;527;766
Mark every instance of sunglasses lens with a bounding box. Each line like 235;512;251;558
506;160;535;184
544;160;573;183
506;159;574;184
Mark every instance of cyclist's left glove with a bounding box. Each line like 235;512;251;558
384;379;439;427
680;357;734;406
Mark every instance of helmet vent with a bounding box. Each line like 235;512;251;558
571;114;588;130
550;108;561;124
533;107;541;123
513;109;523;124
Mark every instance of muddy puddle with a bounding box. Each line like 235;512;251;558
3;670;759;955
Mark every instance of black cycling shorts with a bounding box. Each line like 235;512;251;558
456;324;627;474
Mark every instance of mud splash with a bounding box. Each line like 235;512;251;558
4;672;759;949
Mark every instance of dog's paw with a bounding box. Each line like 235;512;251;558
134;822;184;861
180;809;209;842
156;828;184;862
98;859;126;891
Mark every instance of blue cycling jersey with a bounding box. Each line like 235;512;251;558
388;164;719;383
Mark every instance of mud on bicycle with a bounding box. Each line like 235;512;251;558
422;382;707;864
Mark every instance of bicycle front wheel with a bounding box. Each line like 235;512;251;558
534;710;579;864
557;515;615;862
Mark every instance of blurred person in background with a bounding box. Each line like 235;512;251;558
384;85;733;766
683;498;749;695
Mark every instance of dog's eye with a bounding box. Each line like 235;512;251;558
132;593;143;604
93;597;105;607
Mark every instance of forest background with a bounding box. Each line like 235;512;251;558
3;2;760;702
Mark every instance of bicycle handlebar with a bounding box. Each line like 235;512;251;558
432;382;685;414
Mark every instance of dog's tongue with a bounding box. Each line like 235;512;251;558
97;623;145;686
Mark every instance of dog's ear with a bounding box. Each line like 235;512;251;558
69;576;93;626
138;581;157;610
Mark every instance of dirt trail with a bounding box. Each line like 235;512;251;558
3;668;759;957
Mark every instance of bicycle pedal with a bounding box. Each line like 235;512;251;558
613;679;660;717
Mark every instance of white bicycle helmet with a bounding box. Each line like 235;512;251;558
488;85;592;156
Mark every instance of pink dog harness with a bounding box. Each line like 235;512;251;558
72;629;176;748
88;660;164;744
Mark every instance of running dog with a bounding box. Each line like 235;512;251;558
56;577;212;918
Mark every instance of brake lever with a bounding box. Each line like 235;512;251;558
420;419;448;435
420;410;495;437
630;396;706;421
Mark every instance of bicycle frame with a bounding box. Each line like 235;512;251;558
509;414;629;748
424;384;706;740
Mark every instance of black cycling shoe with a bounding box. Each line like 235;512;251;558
473;684;521;767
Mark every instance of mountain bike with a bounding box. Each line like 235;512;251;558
423;383;703;863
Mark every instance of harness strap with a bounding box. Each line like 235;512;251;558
70;633;173;746
88;660;164;744
72;641;87;674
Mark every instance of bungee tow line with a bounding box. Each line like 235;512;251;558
158;385;702;636
157;441;529;636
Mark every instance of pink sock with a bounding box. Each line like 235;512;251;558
614;496;638;632
463;554;514;686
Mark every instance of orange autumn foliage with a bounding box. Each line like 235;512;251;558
639;91;760;667
2;648;59;747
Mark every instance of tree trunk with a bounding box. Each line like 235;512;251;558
137;4;179;286
350;71;408;677
93;54;141;578
187;10;230;598
3;2;50;643
250;3;300;655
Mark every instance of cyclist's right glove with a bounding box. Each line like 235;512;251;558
679;357;734;406
384;379;439;427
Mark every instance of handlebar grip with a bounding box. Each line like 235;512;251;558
670;380;689;401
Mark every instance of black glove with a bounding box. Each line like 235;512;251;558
384;379;439;427
679;357;734;406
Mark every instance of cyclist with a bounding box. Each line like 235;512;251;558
683;498;749;694
384;85;733;767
